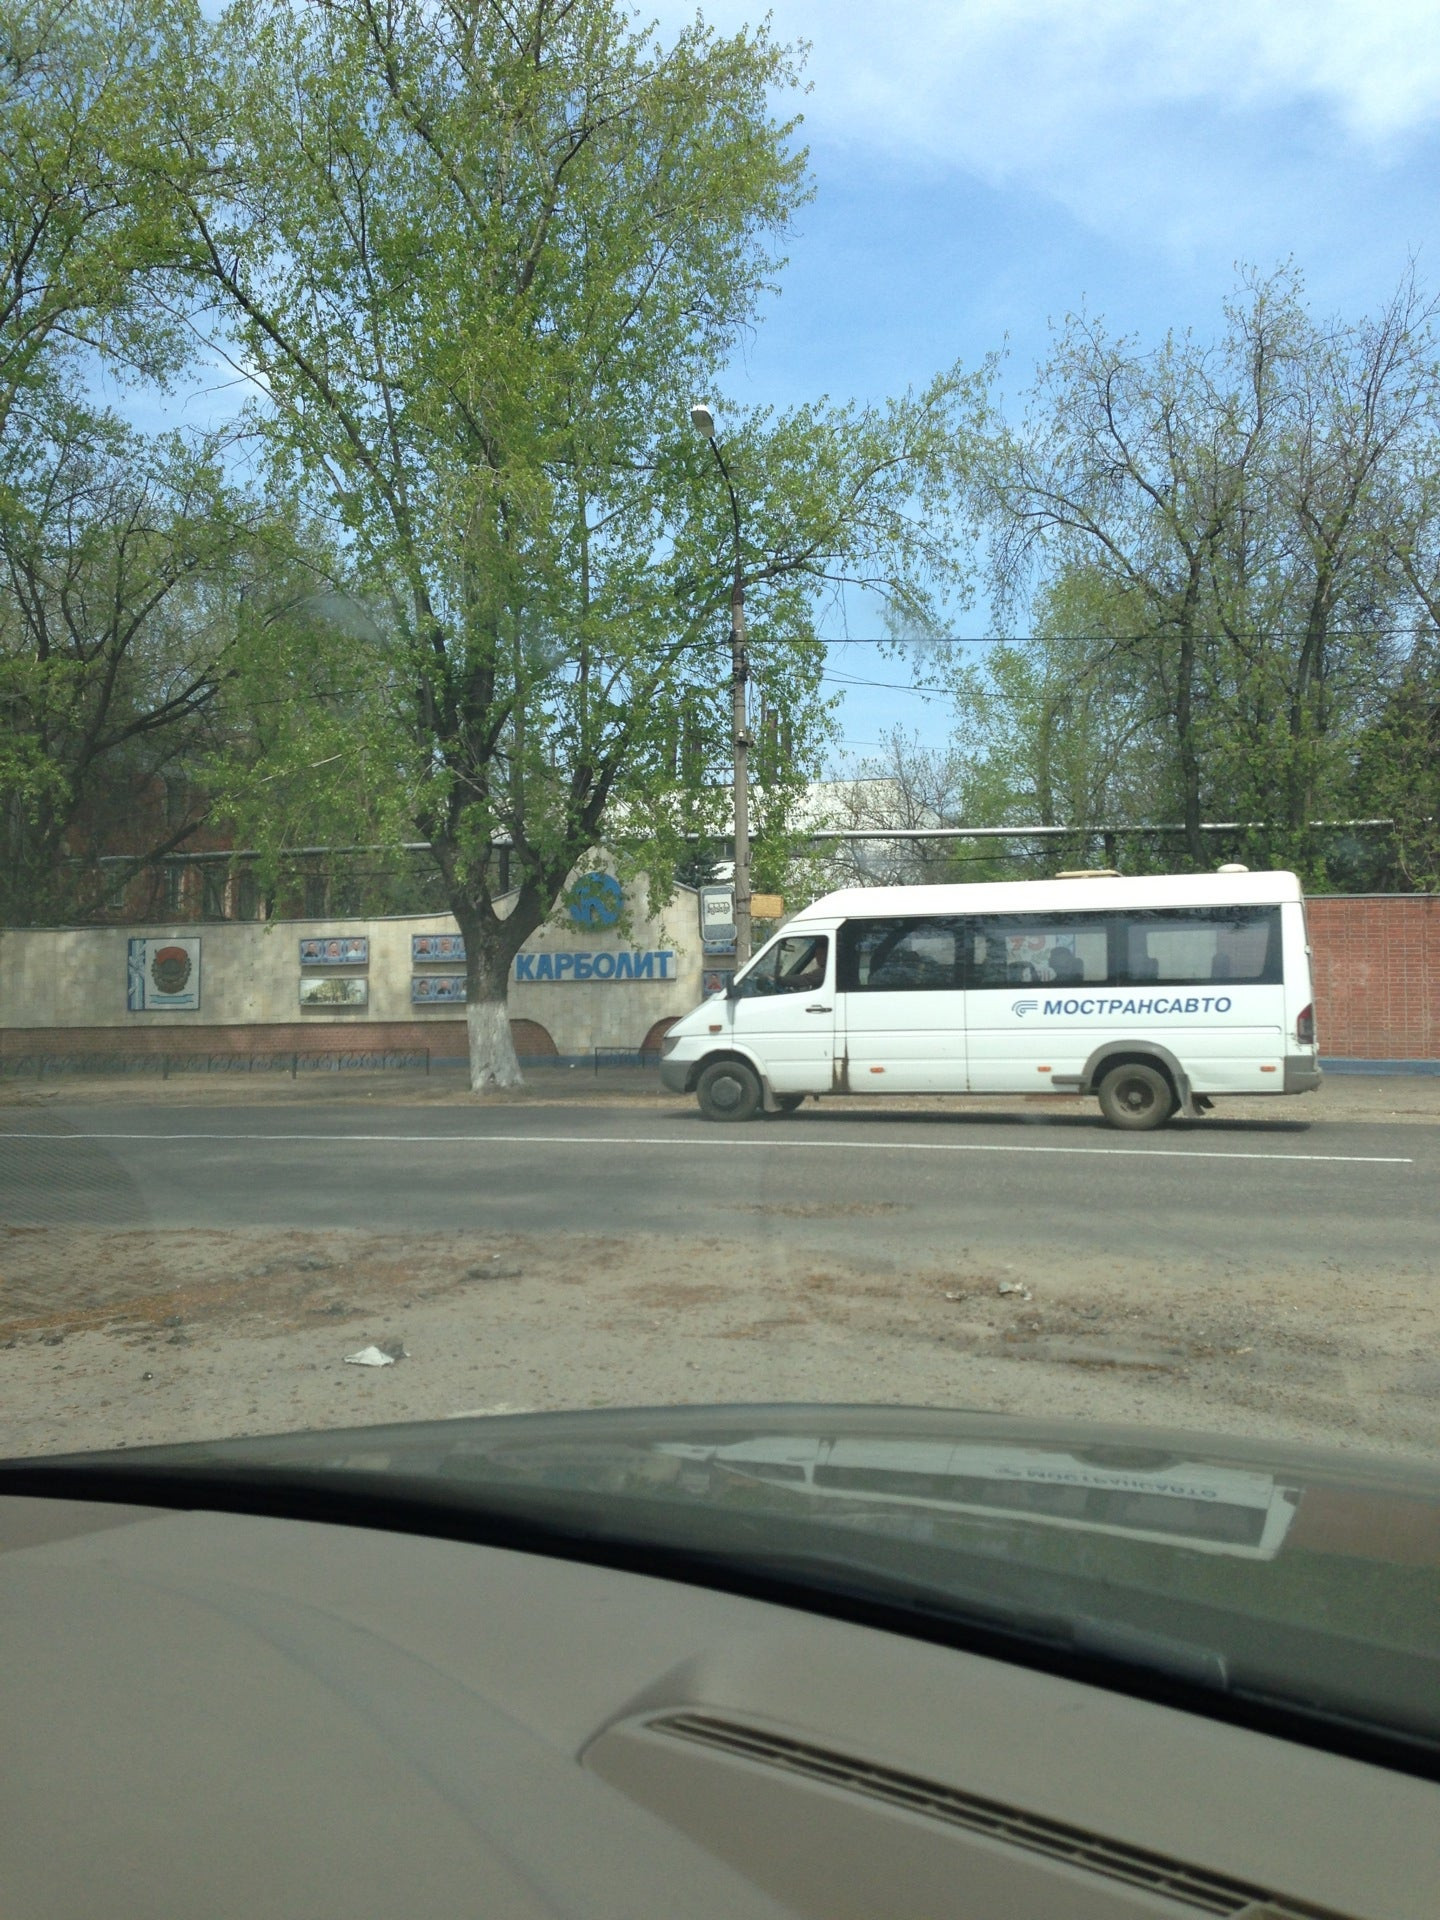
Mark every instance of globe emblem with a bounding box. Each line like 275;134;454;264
568;873;623;927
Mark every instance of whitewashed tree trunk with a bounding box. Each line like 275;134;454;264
466;998;523;1092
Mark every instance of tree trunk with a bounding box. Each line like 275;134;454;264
459;914;524;1093
1174;627;1204;865
466;994;523;1093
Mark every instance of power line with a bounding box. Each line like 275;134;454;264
821;668;946;692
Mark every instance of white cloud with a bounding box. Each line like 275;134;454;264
655;1;1440;251
674;1;1440;148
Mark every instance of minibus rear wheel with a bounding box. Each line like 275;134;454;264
1097;1061;1176;1131
696;1058;763;1123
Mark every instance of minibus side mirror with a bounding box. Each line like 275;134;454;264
725;975;742;1000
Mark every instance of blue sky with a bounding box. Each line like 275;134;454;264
655;0;1440;764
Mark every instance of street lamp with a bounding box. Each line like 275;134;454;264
689;400;751;964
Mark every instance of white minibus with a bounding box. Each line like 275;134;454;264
659;870;1320;1129
658;1436;1302;1559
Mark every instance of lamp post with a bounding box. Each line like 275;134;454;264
689;401;751;964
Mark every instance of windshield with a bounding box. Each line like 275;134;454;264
2;0;1438;1762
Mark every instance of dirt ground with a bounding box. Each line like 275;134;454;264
4;1199;1439;1460
2;1071;1438;1462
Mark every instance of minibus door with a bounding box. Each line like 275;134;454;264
727;931;835;1094
835;916;969;1093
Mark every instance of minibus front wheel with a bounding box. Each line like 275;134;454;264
1097;1060;1177;1131
696;1057;764;1123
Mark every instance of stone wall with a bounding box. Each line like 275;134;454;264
0;879;706;1062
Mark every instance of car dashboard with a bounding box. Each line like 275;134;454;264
2;1486;1435;1920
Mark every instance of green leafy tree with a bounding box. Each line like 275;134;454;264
1350;637;1440;889
0;0;272;923
176;0;979;1088
974;268;1440;878
0;0;199;429
0;398;331;923
937;568;1175;870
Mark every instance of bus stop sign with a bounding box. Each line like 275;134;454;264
700;885;736;952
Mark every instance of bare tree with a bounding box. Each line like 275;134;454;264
821;728;972;887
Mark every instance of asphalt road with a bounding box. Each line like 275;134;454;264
2;1099;1431;1274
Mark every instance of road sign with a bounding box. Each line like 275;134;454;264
700;885;735;949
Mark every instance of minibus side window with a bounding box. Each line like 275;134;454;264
839;918;964;991
967;914;1110;987
1114;907;1282;986
733;934;830;998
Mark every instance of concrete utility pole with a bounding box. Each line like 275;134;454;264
689;402;751;963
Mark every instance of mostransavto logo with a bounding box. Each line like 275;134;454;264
1011;998;1039;1017
1043;995;1234;1017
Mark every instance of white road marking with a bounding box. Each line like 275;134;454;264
3;1130;1414;1166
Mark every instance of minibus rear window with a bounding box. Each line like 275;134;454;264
960;906;1283;990
1114;907;1282;987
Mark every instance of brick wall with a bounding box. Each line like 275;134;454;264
1307;895;1440;1060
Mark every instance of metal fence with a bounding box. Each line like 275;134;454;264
592;1046;663;1072
0;1049;431;1079
0;1044;672;1079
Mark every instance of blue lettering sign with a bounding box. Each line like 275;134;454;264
512;947;678;982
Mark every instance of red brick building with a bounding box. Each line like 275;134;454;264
64;774;242;924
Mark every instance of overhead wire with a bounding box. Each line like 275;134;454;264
821;668;947;692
